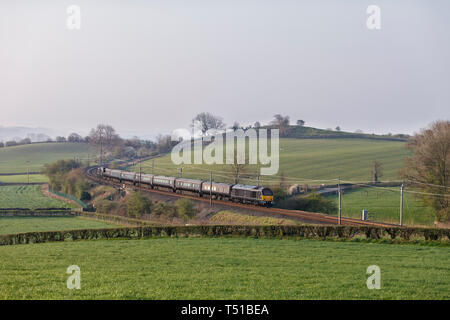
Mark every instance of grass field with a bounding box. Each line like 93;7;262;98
210;210;300;225
0;174;48;183
326;187;434;226
0;216;121;235
0;238;448;299
0;185;76;209
0;142;93;173
130;138;410;185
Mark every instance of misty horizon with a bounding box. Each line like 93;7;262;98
1;0;449;138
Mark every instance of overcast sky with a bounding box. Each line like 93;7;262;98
0;0;449;138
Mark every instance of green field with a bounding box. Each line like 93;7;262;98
0;142;93;173
130;138;410;186
326;187;434;226
0;185;76;209
0;174;48;183
0;238;448;299
0;216;121;235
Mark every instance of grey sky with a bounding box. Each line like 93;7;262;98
0;0;449;138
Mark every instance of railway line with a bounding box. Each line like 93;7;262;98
85;166;397;227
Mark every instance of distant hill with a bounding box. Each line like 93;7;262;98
0;126;57;143
263;125;409;141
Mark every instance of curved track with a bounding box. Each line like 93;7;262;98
85;166;397;227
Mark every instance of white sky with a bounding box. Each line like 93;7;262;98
0;0;449;138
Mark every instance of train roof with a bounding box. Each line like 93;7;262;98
232;184;264;191
176;178;203;183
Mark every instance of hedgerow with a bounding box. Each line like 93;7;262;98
0;225;448;246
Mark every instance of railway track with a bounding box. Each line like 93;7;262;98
85;166;397;228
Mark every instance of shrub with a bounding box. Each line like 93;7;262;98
80;191;92;201
176;198;197;219
151;202;178;218
127;191;152;218
94;200;118;213
277;193;337;214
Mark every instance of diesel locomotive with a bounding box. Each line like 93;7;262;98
97;167;274;206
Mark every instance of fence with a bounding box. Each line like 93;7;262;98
47;188;87;209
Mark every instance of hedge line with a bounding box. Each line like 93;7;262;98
79;212;158;227
0;210;75;217
0;225;449;246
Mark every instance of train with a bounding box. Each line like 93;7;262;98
97;167;274;206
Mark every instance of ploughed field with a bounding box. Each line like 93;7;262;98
0;185;77;209
130;138;410;186
0;238;448;299
0;216;121;235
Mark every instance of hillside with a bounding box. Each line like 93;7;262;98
130;138;410;186
0;142;93;173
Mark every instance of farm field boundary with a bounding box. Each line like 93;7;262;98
79;212;158;227
0;208;73;216
1;225;448;246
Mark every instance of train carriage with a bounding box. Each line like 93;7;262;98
140;173;154;186
121;171;136;182
175;178;203;193
202;182;233;198
152;175;176;191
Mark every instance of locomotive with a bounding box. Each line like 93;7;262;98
97;167;274;206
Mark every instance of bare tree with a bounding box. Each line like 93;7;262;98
89;124;121;165
270;114;290;137
68;133;83;143
231;121;240;131
372;161;383;183
401;120;450;221
192;112;226;135
230;151;248;184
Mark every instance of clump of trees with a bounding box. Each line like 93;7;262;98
401;120;449;221
276;193;337;214
192;112;226;135
43;159;92;200
270;114;290;137
127;191;153;218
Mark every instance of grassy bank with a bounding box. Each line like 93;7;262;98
130;138;409;185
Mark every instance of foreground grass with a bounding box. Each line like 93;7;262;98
0;216;121;235
210;210;301;225
0;185;76;209
0;238;448;299
0;174;48;183
326;187;434;226
0;142;92;173
130;138;409;185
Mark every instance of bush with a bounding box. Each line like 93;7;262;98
80;191;92;201
127;191;152;218
94;200;118;213
176;198;197;219
151;202;178;218
277;193;337;214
